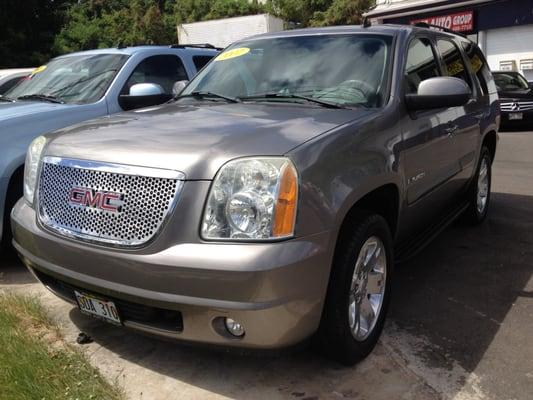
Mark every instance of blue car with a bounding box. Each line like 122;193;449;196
0;45;218;250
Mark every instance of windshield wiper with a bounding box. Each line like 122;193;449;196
177;91;241;103
17;94;64;104
0;96;14;102
239;93;346;109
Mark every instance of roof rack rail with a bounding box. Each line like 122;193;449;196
362;16;371;28
412;22;468;38
170;43;223;50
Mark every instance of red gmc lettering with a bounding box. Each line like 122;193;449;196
68;188;86;205
68;188;124;213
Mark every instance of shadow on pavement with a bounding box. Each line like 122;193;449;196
64;190;533;399
390;191;533;397
0;251;36;285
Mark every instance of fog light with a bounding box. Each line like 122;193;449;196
225;318;245;337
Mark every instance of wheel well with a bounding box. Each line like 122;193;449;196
483;131;497;162
339;184;400;240
4;165;24;214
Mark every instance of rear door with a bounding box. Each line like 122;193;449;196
435;37;482;190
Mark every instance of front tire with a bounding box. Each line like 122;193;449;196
316;213;393;365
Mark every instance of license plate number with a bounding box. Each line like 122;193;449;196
75;291;121;325
509;112;523;120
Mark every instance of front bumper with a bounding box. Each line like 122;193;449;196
500;109;533;126
12;199;335;349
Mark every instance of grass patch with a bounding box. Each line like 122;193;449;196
0;292;124;400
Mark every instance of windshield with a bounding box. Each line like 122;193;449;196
494;72;530;91
183;34;393;108
5;54;128;104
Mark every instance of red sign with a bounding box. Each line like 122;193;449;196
411;10;474;32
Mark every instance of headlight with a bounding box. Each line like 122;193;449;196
24;135;47;205
202;157;298;240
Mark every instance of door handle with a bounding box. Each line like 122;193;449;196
444;124;459;137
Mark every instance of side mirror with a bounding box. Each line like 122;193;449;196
405;77;471;111
119;83;172;111
172;80;189;96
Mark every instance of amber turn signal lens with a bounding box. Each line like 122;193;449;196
272;162;298;237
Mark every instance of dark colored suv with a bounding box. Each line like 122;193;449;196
12;24;499;365
493;71;533;127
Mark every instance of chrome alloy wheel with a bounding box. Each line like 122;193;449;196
477;156;489;214
348;236;387;341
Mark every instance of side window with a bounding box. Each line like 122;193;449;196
436;39;472;89
122;55;188;95
0;76;25;94
192;55;214;71
405;38;441;94
461;41;493;96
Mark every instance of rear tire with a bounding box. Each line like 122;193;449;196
464;146;492;225
315;212;393;365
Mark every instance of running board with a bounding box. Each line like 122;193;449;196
395;202;470;263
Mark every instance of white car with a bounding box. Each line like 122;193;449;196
0;68;34;95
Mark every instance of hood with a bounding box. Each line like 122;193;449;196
46;102;371;179
0;101;69;122
498;88;533;100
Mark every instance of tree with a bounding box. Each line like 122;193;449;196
309;0;375;26
266;0;332;27
266;0;375;27
54;0;177;53
0;0;74;67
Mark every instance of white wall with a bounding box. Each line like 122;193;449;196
485;25;533;80
177;14;284;49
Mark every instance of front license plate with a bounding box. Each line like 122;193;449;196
509;112;523;120
75;290;121;325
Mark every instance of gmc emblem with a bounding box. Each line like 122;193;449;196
68;187;125;213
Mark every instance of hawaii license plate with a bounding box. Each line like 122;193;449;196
75;290;121;325
509;113;523;120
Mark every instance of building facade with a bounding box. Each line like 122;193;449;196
365;0;533;80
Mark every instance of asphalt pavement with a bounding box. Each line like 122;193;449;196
1;130;532;400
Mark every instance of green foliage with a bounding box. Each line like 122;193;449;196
310;0;376;27
54;0;267;53
54;0;178;53
174;0;264;23
0;0;73;67
266;0;375;27
0;293;124;400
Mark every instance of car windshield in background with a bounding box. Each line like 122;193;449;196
494;72;530;91
182;34;393;108
5;54;128;104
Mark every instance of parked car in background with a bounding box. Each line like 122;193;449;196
0;45;218;251
0;68;33;95
493;71;533;127
12;24;498;365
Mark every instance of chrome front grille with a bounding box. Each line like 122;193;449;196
37;157;184;247
500;100;533;112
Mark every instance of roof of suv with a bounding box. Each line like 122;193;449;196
55;45;219;59
245;23;470;42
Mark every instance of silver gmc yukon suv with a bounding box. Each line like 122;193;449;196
12;24;499;365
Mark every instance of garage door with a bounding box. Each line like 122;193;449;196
486;25;533;80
